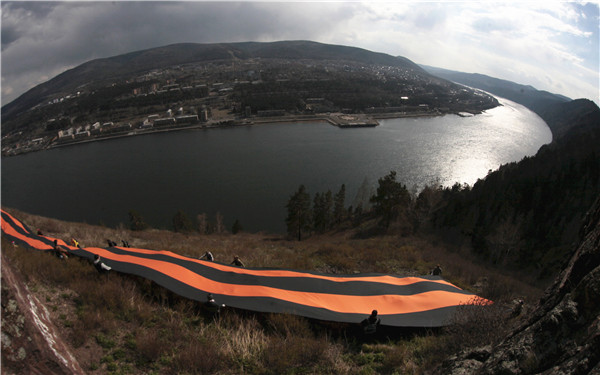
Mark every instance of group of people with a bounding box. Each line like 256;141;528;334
42;228;450;337
52;239;111;275
104;239;131;247
200;251;246;267
48;234;113;276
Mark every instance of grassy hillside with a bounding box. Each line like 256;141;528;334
1;208;540;374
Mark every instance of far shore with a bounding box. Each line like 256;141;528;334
47;109;460;151
3;108;485;156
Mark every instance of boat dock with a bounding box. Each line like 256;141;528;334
327;113;379;128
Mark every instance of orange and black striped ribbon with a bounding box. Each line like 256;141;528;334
1;209;489;327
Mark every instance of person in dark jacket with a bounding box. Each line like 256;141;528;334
203;293;225;318
361;309;381;336
200;251;214;261
93;254;112;274
230;255;245;267
53;239;68;259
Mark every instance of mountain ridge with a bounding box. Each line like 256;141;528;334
1;40;425;121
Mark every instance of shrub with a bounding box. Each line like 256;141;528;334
265;313;313;338
172;337;226;374
443;297;509;351
263;335;329;374
95;333;116;349
135;329;171;365
218;314;267;369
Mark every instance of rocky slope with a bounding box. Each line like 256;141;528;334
1;251;85;374
438;197;600;374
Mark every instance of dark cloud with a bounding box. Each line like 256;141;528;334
1;2;596;105
2;1;58;17
1;25;20;50
1;1;360;104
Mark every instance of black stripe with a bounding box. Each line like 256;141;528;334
2;210;481;327
1;211;65;249
100;247;469;297
66;255;460;327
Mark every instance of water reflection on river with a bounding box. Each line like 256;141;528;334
1;97;551;233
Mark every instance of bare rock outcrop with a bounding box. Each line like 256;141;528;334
440;198;600;375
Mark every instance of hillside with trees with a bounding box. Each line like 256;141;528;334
429;99;599;280
280;99;599;284
422;65;571;120
2;41;498;155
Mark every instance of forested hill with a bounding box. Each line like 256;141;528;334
432;99;600;280
537;97;600;140
421;65;574;137
1;41;425;122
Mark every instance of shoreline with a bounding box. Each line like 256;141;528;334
5;109;476;156
50;110;450;149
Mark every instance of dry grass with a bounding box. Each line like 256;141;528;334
2;208;543;374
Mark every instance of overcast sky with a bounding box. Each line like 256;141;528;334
2;1;598;106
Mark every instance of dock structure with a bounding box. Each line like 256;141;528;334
327;113;379;128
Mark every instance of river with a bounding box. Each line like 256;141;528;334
1;97;552;233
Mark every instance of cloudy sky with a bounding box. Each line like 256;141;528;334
1;1;598;106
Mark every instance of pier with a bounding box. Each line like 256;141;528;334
327;113;379;128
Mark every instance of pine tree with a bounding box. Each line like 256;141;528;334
173;210;194;233
370;171;411;228
324;190;333;230
215;212;225;234
313;192;324;232
334;184;346;224
197;213;207;234
232;219;243;234
128;209;148;231
286;185;312;241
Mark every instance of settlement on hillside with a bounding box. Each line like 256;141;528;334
1;42;498;156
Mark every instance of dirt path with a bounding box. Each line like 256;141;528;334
1;253;85;374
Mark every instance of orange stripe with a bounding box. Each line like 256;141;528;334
2;210;484;315
2;216;54;250
109;246;457;288
0;212;446;290
92;248;477;315
1;212;71;250
8;213;29;233
0;209;453;289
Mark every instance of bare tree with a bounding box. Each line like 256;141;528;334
197;213;207;234
215;212;225;234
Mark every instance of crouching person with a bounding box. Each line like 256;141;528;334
361;310;381;341
203;293;225;320
53;239;69;259
93;254;112;274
